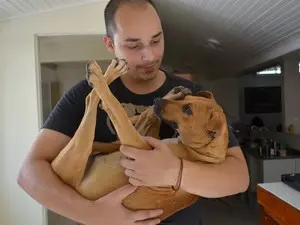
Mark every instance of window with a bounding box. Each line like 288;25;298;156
256;65;282;76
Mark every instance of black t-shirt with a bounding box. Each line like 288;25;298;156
43;71;239;225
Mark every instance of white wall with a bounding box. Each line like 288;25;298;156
41;65;57;124
0;2;109;225
55;61;111;94
0;23;6;224
282;52;300;134
39;35;113;63
41;60;111;121
195;71;285;132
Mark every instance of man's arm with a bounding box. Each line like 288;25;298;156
17;129;164;225
119;136;249;197
180;146;250;198
17;129;93;224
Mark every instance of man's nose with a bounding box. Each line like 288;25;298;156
141;47;155;62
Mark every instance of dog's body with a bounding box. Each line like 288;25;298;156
50;59;229;222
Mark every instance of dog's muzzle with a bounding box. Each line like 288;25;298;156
153;98;178;129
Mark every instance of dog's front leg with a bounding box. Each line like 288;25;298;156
88;69;152;150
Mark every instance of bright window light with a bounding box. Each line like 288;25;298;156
256;65;281;76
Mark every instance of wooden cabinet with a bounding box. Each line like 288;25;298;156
257;184;300;225
260;211;279;225
246;154;300;192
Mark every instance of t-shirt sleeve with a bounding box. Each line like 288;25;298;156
227;122;239;148
42;80;90;138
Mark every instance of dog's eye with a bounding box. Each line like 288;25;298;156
183;104;193;116
208;130;216;139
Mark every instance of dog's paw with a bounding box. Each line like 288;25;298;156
174;86;192;96
86;60;104;87
163;86;192;100
105;58;129;78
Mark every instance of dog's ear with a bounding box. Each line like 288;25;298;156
197;91;215;100
206;110;224;138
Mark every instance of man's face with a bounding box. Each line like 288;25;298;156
104;3;164;81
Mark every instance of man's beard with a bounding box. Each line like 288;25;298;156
133;59;161;81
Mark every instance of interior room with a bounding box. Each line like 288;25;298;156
1;1;300;225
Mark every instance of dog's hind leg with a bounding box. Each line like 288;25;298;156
51;89;100;189
51;59;126;189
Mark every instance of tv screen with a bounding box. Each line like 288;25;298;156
244;86;282;114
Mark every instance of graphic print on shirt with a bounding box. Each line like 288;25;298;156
100;102;151;136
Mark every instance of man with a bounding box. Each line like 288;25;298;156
17;1;249;225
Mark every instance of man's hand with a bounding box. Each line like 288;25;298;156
120;136;181;187
84;184;163;225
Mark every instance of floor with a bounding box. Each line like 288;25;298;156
198;192;260;225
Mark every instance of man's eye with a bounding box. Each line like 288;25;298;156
152;39;160;44
128;45;139;49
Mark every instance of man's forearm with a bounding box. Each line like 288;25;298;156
17;159;92;224
180;147;249;198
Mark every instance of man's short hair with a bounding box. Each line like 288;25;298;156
104;0;158;39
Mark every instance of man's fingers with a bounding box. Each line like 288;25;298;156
142;136;162;148
106;184;137;201
131;209;163;222
135;218;161;225
129;177;144;186
120;158;136;170
120;145;141;159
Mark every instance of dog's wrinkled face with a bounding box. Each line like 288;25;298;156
154;91;225;144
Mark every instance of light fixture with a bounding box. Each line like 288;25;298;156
203;38;223;52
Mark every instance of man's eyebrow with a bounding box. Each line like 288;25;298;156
124;31;162;42
125;37;140;42
152;31;162;39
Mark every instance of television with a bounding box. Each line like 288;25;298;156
244;86;282;114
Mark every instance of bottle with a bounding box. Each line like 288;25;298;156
273;140;278;156
288;124;295;134
259;146;263;157
270;139;275;156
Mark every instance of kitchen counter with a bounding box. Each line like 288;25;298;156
245;147;300;192
257;182;300;225
242;145;300;160
258;182;300;210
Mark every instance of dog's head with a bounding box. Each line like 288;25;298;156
154;91;228;146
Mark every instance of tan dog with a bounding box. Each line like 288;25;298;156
50;59;229;222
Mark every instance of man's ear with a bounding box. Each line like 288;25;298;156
103;35;115;53
206;110;224;138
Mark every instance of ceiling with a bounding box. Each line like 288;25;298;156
1;0;300;79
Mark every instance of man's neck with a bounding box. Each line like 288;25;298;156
120;70;166;95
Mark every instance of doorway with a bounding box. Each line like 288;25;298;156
36;33;113;225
